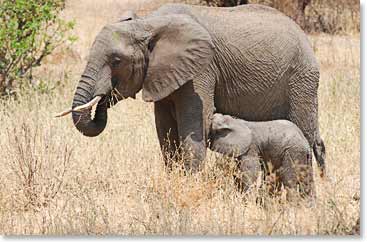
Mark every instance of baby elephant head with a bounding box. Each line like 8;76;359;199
209;113;252;155
209;113;253;157
211;113;232;134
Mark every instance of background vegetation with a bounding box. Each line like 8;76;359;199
0;0;360;235
0;0;76;96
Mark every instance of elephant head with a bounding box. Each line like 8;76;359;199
209;113;253;157
68;13;214;137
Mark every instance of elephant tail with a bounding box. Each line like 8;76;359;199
313;134;326;178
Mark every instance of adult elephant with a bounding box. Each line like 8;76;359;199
63;4;326;174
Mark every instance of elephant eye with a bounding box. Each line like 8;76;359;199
111;57;121;68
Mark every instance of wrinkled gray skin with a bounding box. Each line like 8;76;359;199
71;3;325;173
209;113;315;198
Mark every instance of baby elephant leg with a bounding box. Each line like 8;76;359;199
278;149;315;202
236;154;261;193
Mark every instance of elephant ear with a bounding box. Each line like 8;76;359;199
212;113;231;131
211;116;253;157
142;14;214;102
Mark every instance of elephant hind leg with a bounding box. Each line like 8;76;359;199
278;149;315;203
288;69;326;177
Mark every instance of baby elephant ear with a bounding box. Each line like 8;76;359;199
118;10;137;22
212;114;231;131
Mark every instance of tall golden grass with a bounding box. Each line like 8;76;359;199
0;0;360;235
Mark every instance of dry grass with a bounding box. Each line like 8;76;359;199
0;0;360;235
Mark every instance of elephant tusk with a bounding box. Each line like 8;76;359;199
55;96;102;118
54;109;72;118
73;96;102;112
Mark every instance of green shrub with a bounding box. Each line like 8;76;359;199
0;0;76;96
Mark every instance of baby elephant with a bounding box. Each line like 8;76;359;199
209;113;315;200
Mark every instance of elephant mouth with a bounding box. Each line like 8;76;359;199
107;89;123;108
106;88;137;108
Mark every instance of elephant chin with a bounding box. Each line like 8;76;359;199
72;97;108;137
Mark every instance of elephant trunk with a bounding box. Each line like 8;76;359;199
71;75;108;137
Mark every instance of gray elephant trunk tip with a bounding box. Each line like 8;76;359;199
72;103;108;137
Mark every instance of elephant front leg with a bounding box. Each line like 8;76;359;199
179;135;206;173
154;100;179;170
173;83;213;173
176;108;207;173
236;155;261;193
